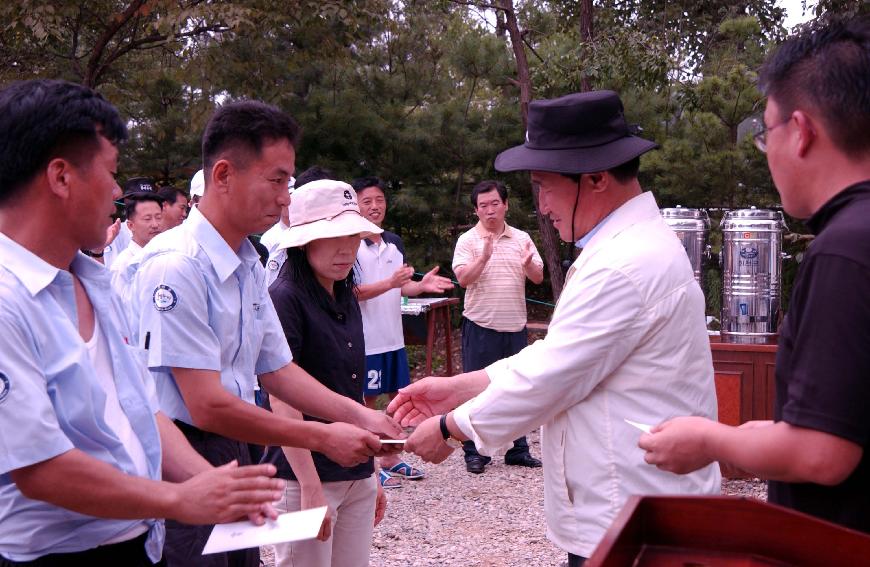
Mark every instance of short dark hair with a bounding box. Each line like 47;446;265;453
295;165;335;189
202;100;301;172
351;176;386;198
471;180;508;208
759;17;870;157
561;156;640;185
0;79;127;205
157;186;187;205
125;193;164;220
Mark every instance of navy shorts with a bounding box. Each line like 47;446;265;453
364;348;411;396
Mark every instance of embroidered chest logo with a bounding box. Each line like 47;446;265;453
0;372;10;404
152;284;178;312
267;259;279;271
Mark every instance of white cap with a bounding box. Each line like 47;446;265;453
277;179;382;249
190;169;204;197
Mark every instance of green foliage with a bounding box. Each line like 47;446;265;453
5;0;857;310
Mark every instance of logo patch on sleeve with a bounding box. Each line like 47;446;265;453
0;372;10;404
267;259;279;271
152;284;178;312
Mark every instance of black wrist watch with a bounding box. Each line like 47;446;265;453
439;414;462;449
82;249;105;258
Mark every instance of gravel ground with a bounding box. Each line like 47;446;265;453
261;327;769;565
261;429;768;566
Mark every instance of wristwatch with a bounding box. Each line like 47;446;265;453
439;414;462;449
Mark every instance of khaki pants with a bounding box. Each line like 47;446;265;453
273;476;377;567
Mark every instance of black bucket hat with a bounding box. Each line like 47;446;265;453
494;90;658;174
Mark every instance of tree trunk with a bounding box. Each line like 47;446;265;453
498;0;565;300
579;0;594;92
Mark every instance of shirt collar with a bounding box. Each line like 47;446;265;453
575;210;616;249
0;232;114;297
186;206;259;282
474;221;513;239
0;232;62;296
806;180;870;235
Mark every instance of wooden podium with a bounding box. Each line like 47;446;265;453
588;495;870;566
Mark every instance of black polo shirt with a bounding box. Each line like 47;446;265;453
266;272;373;482
769;181;870;533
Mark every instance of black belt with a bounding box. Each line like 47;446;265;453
0;532;161;566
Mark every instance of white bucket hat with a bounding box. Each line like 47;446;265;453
277;179;382;249
190;169;205;197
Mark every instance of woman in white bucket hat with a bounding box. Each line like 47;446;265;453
264;179;389;567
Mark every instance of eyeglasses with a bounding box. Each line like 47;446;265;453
738;113;790;153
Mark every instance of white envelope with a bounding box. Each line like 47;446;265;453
624;419;652;434
202;506;328;555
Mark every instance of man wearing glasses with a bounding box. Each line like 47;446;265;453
640;18;870;534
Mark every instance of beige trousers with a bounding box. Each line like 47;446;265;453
273;476;377;567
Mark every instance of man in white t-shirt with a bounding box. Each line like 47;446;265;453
353;176;454;488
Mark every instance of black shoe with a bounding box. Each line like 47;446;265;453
505;453;542;468
466;456;488;474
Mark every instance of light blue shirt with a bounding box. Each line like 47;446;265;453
576;209;617;249
0;233;164;562
130;206;293;424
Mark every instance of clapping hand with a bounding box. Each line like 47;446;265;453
418;266;454;294
481;233;494;259
521;241;535;267
390;264;414;289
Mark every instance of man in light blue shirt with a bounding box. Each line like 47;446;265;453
0;80;284;565
129;101;403;566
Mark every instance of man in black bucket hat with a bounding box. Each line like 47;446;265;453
390;90;720;565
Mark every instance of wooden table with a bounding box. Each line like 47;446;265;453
401;297;459;376
709;334;778;426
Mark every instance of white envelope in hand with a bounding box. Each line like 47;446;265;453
203;506;328;555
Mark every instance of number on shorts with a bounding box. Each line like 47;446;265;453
367;369;381;390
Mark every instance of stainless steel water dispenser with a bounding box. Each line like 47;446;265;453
661;206;710;286
720;207;787;344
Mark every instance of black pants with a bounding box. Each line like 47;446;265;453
567;553;586;567
164;421;258;567
460;318;533;461
0;533;163;566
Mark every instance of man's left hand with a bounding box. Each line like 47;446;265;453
404;415;455;463
521;241;535;267
638;416;717;474
419;266;455;294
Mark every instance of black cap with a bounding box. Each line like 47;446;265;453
494;90;658;174
123;177;156;197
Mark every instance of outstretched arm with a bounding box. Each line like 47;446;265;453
386;370;491;426
639;417;862;485
10;448;283;526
